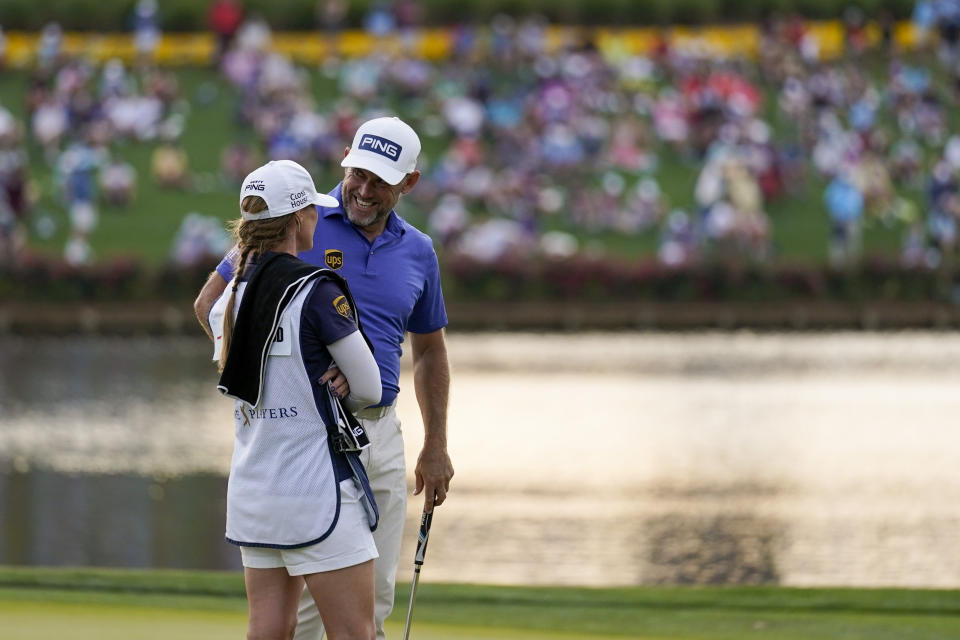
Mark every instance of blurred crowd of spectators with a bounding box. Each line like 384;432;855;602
211;9;765;265
6;1;960;272
0;0;226;266
207;0;960;269
22;46;195;263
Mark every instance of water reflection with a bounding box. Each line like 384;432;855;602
2;333;960;587
0;467;235;570
642;511;783;585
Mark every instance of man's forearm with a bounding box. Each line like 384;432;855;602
410;329;454;507
413;346;450;446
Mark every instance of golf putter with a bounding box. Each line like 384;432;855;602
401;505;435;640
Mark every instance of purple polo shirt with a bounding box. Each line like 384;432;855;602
217;182;448;407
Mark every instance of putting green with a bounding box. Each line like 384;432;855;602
2;570;959;640
0;596;625;640
0;598;244;640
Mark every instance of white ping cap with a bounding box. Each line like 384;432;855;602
239;160;338;220
341;117;421;186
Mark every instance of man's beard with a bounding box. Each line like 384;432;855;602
346;205;389;228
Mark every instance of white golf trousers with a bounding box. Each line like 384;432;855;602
293;405;407;640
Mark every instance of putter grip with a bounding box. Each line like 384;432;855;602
413;509;433;566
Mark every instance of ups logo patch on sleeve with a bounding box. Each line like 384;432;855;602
333;295;352;318
324;249;343;269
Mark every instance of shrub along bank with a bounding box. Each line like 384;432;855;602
2;252;956;305
4;255;960;331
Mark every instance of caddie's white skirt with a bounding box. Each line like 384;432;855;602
239;480;378;576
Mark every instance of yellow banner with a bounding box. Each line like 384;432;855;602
0;22;925;67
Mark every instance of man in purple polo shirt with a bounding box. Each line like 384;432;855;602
194;116;454;640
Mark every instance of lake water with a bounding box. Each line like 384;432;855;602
1;332;959;588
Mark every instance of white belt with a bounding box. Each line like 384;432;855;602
354;402;394;420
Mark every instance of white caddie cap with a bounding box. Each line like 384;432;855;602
341;117;421;186
239;160;338;220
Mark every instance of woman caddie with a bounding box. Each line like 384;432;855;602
209;159;381;640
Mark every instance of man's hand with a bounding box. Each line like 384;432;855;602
414;442;454;512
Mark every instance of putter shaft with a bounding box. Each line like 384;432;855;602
401;567;422;640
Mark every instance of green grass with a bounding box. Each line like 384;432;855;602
1;567;958;639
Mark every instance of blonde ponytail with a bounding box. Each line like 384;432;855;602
216;195;297;372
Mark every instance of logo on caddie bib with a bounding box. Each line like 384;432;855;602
333;295;351;318
325;249;343;269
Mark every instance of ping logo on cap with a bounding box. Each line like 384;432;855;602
359;135;402;161
245;180;265;191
